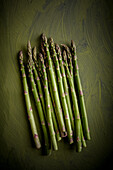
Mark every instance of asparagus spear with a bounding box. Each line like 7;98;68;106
33;47;61;142
71;40;91;140
27;41;51;154
55;44;74;131
19;50;41;149
39;53;58;150
62;50;82;152
41;33;67;137
49;38;73;144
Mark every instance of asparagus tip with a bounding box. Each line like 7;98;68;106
71;40;76;51
49;37;54;45
41;33;45;38
41;33;47;43
55;44;61;56
39;53;43;58
61;44;70;54
19;50;23;60
33;46;37;58
71;40;75;47
27;40;31;49
63;50;66;57
61;44;66;47
55;43;59;49
19;50;23;56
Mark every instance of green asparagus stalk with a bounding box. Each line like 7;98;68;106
63;50;82;152
39;53;58;150
49;38;73;144
55;44;74;131
33;47;61;142
41;33;67;137
19;50;41;149
27;41;51;154
71;40;91;140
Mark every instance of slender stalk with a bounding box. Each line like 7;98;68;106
39;53;58;150
55;44;74;131
19;51;41;149
71;40;91;140
41;33;67;137
27;41;51;154
63;50;82;152
50;38;73;144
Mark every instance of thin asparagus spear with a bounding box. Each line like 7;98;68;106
39;53;58;150
71;40;91;140
27;41;51;154
55;44;74;131
19;51;41;149
62;50;82;152
41;33;67;137
49;38;73;144
33;47;61;141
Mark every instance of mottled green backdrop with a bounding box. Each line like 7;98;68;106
0;0;113;169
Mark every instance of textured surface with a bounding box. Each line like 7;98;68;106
0;0;113;169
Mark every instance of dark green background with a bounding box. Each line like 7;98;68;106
0;0;113;169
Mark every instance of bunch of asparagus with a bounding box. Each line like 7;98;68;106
19;34;91;155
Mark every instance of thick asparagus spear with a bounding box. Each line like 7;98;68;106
41;33;67;137
49;38;73;144
33;47;61;142
71;40;91;140
39;53;58;150
63;50;82;152
19;50;41;149
27;42;51;154
55;44;74;130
